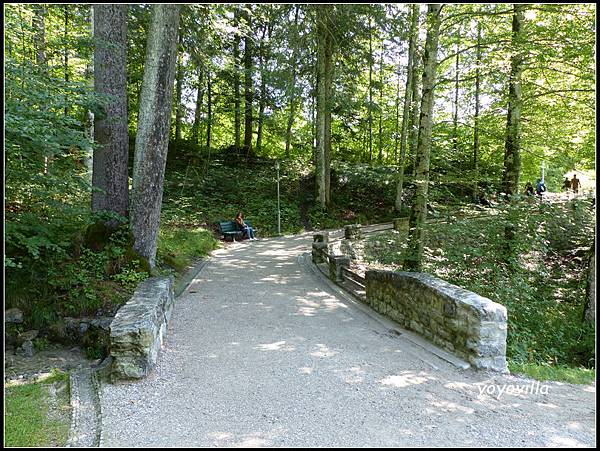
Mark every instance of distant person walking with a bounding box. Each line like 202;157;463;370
235;211;257;241
525;182;535;197
571;174;581;195
536;179;547;197
562;177;571;192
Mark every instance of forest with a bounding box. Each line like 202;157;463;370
4;2;596;390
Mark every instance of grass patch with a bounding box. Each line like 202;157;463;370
5;369;71;447
157;226;220;273
509;361;596;385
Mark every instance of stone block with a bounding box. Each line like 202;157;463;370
328;255;351;282
365;269;507;372
5;308;23;324
312;242;328;264
344;224;362;240
110;276;174;381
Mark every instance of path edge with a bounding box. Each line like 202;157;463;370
66;365;102;447
298;252;471;371
174;257;211;298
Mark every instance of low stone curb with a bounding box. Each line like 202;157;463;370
66;365;101;447
174;258;210;298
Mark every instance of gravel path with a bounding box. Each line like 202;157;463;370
100;233;595;447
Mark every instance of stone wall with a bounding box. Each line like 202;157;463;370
365;270;507;372
109;276;174;380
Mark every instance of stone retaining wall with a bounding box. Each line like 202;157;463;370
109;276;174;380
365;270;507;372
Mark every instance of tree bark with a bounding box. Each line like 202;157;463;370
501;4;525;197
63;5;69;116
174;39;184;141
256;22;270;153
206;70;212;150
472;22;482;201
91;5;129;221
83;6;94;177
324;15;334;206
395;3;419;212
393;69;401;163
192;66;204;145
377;42;384;162
452;34;460;154
131;4;181;267
33;4;49;173
584;238;595;325
315;4;334;209
32;4;47;66
404;4;442;272
409;58;421;178
285;5;301;158
368;15;373;163
233;7;241;149
243;4;253;153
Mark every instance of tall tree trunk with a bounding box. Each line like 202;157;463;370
315;4;334;209
63;5;69;116
256;22;270;153
233;7;241;149
393;68;401;162
368;15;373;162
404;4;442;272
501;4;525;197
377;42;384;162
192;67;204;145
501;6;525;264
285;5;301;158
584;238;595;325
324;15;334;206
311;81;316;166
410;61;421;178
205;70;212;174
243;4;253;153
206;70;212;150
83;7;94;177
472;22;482;201
452;34;460;153
395;3;419;212
33;4;49;173
174;39;184;141
91;5;129;222
131;4;181;267
33;4;47;66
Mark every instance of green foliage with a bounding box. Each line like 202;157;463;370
363;198;596;370
33;337;50;352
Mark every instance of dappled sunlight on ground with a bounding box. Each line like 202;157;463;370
254;341;296;352
101;229;596;448
310;343;338;358
379;371;433;388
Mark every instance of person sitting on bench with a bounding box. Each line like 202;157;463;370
235;211;257;240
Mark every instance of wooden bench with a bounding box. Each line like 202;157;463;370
218;220;255;241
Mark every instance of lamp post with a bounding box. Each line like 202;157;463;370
276;160;281;236
541;160;545;184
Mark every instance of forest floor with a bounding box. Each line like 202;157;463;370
100;232;595;447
